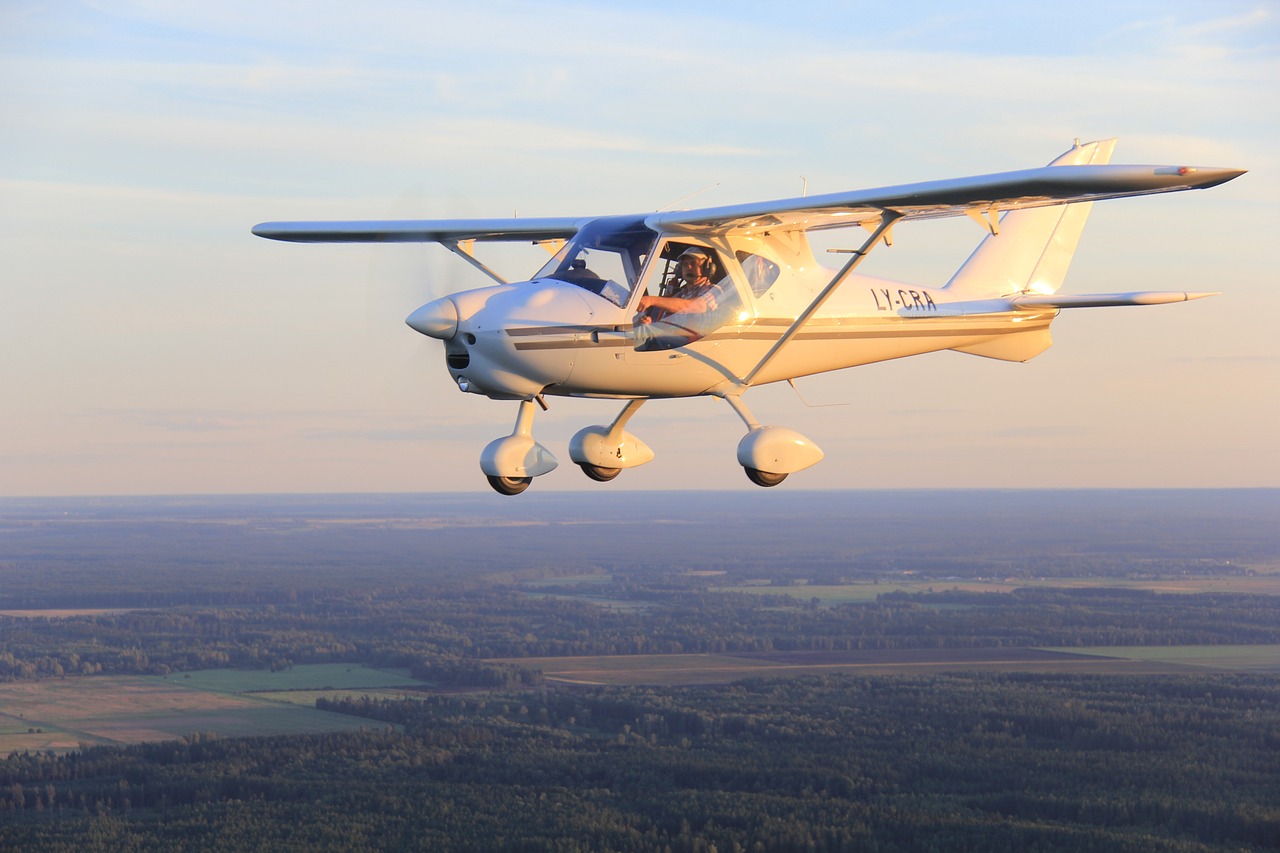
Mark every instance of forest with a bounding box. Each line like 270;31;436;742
2;585;1280;684
1;490;1278;850
3;674;1278;851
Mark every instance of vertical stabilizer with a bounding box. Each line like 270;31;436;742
944;138;1116;298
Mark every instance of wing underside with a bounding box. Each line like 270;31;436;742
253;149;1243;245
252;216;587;244
645;163;1244;236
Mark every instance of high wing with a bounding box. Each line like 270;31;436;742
253;160;1243;246
252;217;587;243
645;163;1245;236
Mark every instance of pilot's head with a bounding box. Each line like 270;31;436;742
677;247;714;282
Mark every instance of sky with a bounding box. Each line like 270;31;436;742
1;1;1277;496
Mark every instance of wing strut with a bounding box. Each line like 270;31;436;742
741;212;901;387
444;240;509;286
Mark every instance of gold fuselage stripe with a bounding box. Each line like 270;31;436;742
505;318;1045;351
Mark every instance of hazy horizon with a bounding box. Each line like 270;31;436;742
3;485;1279;504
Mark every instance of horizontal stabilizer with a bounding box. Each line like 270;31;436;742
1011;291;1219;309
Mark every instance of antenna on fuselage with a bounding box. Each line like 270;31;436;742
656;183;720;212
786;379;848;408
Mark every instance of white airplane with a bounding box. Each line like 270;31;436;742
254;139;1243;495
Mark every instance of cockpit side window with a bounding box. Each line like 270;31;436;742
736;250;781;297
532;217;656;307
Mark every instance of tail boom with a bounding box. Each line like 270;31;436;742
1011;291;1219;309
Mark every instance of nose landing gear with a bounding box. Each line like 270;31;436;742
479;399;558;496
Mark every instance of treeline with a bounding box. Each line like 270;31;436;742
408;656;543;689
3;673;1278;851
4;586;1280;681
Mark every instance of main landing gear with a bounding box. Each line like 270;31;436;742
567;399;653;484
722;393;824;488
478;394;823;495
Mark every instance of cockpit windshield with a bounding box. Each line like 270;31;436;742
533;216;657;307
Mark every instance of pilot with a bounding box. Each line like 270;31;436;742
560;257;605;294
636;247;722;323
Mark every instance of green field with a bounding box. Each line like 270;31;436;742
1043;644;1280;673
492;646;1261;686
717;582;936;603
715;574;1280;604
159;663;422;694
491;645;1172;686
0;665;429;755
3;648;1274;754
267;688;430;707
521;574;613;587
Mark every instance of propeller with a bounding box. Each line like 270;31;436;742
358;187;462;425
361;184;443;338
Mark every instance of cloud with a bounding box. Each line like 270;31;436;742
1103;5;1277;57
131;412;266;433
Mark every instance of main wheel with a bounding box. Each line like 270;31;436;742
745;467;787;487
578;463;621;482
487;475;532;496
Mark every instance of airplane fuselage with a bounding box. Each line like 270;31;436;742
429;274;1055;401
